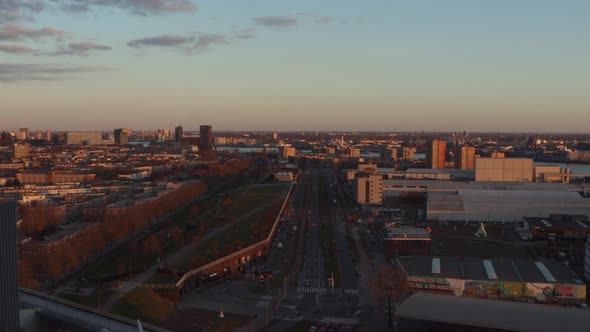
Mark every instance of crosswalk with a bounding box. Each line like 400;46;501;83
297;287;328;294
296;287;360;294
273;312;305;322
319;316;359;326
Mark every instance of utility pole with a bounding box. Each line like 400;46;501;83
284;275;287;298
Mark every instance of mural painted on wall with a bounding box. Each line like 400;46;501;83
407;276;586;302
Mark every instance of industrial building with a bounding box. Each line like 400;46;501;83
568;143;590;161
395;293;590;332
383;179;590;222
475;157;534;182
0;201;19;332
521;215;590;241
396;255;586;305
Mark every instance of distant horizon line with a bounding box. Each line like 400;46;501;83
4;128;590;136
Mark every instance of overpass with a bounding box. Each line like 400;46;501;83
19;288;171;332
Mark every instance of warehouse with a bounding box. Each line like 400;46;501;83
395;293;590;332
396;255;586;305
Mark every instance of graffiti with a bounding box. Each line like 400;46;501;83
407;275;586;302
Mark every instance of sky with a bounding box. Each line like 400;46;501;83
0;0;589;132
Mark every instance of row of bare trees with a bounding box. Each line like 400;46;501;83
19;181;208;287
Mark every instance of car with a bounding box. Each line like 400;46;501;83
304;280;311;286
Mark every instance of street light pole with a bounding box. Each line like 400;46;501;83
388;294;393;328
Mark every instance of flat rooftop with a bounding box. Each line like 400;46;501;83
396;293;590;332
385;227;430;239
397;255;584;284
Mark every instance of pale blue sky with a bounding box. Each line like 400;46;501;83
1;0;589;132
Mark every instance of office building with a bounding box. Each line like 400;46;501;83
427;139;446;169
17;128;28;141
17;171;96;185
354;174;383;204
455;145;476;170
0;201;19;332
279;146;296;160
199;125;214;151
272;132;278;140
13;142;30;159
45;130;51;142
114;128;130;145
348;147;361;159
402;147;416;161
380;145;399;161
475;158;534;182
174;126;183;143
65;132;113;145
585;234;590;283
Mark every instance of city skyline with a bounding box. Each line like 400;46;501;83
1;0;589;132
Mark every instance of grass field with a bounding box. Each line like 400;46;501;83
170;184;289;272
221;184;288;218
57;290;117;308
161;308;253;332
110;288;175;324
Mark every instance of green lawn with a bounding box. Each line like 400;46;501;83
174;200;284;271
110;288;175;324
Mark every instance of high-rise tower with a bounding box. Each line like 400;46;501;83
0;201;19;332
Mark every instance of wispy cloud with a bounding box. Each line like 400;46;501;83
38;41;111;55
0;23;65;41
315;16;333;24
0;62;110;82
53;0;196;15
252;16;297;28
192;33;226;51
0;1;45;23
0;44;35;54
128;34;194;47
128;33;228;54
